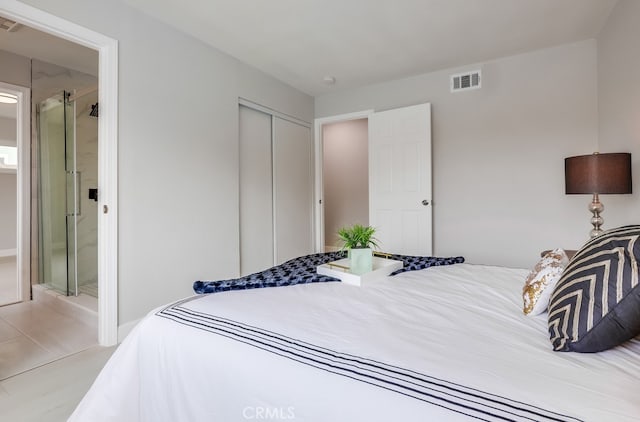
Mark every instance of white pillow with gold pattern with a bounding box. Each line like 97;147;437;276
522;248;569;316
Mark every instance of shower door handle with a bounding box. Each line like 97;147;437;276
66;171;81;217
76;171;81;217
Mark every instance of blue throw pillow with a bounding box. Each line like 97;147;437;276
548;225;640;352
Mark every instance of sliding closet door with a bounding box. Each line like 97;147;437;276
239;105;273;275
273;117;314;264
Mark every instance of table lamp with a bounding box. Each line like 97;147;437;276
565;152;632;238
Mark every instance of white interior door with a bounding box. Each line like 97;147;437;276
274;117;314;264
369;103;432;255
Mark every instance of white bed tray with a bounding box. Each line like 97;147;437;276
317;257;403;286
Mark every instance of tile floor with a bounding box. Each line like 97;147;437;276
0;299;98;380
0;345;115;421
0;251;100;382
0;256;18;306
0;254;107;419
0;256;108;419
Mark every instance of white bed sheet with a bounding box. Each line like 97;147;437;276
70;264;640;421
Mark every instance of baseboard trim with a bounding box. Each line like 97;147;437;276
0;248;17;258
117;318;141;342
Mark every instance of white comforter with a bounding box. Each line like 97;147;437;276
70;264;640;421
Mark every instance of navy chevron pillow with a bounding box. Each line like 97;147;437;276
548;225;640;352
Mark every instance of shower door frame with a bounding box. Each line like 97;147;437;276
36;91;81;298
0;1;120;346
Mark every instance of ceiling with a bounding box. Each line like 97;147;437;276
123;0;618;96
0;17;98;77
0;1;619;99
0;15;97;120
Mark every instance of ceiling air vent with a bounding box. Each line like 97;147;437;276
0;16;21;32
450;70;481;93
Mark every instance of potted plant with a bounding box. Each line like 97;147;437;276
337;224;379;274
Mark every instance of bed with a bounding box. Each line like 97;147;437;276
70;258;640;421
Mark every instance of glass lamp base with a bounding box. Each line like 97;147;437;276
588;194;604;238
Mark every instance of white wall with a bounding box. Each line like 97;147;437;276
14;0;314;325
0;173;17;250
0;50;30;88
0;117;17;146
322;119;369;249
316;41;598;268
4;0;623;324
74;89;99;290
597;0;640;227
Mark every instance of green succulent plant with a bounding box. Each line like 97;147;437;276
337;224;379;250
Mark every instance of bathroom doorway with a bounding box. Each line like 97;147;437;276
321;118;370;251
1;1;119;346
0;81;30;307
314;110;373;252
0;89;18;306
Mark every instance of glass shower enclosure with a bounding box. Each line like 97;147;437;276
37;91;80;296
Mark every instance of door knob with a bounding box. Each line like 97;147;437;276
422;200;430;206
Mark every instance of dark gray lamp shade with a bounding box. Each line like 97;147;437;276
565;153;632;195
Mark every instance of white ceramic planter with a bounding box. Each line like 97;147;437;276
349;247;373;274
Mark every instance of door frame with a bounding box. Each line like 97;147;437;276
0;1;119;346
0;81;29;305
313;110;373;252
